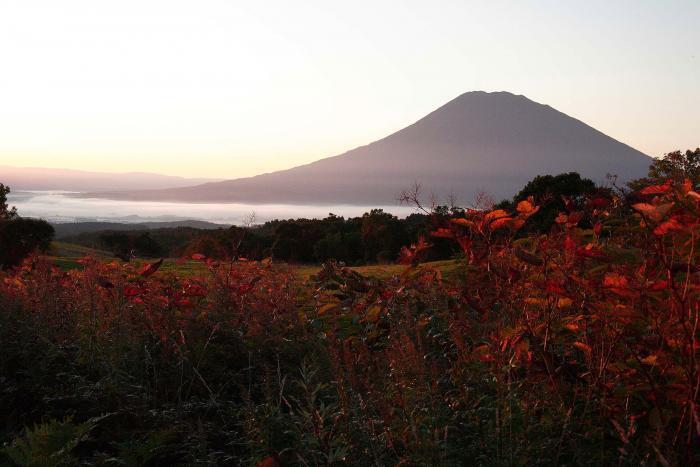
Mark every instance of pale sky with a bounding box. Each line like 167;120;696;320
0;0;698;179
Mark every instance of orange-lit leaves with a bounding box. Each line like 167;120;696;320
140;259;163;277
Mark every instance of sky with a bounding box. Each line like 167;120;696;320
0;0;698;179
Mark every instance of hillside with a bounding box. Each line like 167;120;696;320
0;166;222;192
52;220;228;238
84;91;652;205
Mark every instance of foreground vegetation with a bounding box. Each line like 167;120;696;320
1;174;698;465
1;151;698;465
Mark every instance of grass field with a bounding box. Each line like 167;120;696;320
294;259;464;280
45;241;464;281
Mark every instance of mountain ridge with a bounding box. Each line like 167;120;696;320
81;91;652;205
0;165;223;192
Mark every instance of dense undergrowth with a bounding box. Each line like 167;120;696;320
1;179;698;465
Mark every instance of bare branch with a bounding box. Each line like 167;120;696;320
398;181;432;215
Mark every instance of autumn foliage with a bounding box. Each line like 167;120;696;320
1;179;698;465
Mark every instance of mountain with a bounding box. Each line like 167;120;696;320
0;166;222;192
84;91;652;204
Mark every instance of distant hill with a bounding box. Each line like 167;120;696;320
52;220;228;239
84;91;653;204
0;166;222;192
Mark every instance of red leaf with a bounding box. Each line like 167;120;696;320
430;228;454;238
451;218;475;228
516;198;538;216
191;253;206;260
564;236;577;251
603;272;635;297
508;218;527;231
175;298;192;307
632;202;674;222
593;222;603;237
124;285;140;297
588;196;611;209
489;216;513;231
575;243;606;259
566;211;584;226
257;455;281;467
573;341;592;354
185;284;207;297
398;236;431;264
641;354;658;365
603;272;628;289
639;181;671;195
631;202;655;214
653;217;684;236
561;195;576;212
140;259;163;277
546;281;567;296
398;246;415;265
484;209;509;221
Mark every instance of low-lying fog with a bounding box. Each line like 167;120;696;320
8;191;417;225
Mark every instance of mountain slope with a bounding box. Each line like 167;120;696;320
0;166;222;192
86;91;652;204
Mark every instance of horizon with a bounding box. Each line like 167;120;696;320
1;1;698;179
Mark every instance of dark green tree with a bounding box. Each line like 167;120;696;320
360;209;408;263
271;222;310;262
629;148;700;191
497;172;596;232
133;232;163;257
0;184;18;220
313;232;348;263
0;218;54;269
99;232;132;260
0;184;54;269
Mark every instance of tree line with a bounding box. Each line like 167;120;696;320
0;184;54;269
68;209;460;264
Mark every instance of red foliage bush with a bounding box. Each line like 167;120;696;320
0;179;698;464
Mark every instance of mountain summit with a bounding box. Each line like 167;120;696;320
90;91;652;204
